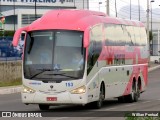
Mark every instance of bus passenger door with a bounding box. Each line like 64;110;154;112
86;24;104;102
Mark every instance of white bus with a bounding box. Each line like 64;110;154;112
12;9;148;110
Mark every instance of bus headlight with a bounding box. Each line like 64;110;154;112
70;85;86;94
22;85;36;93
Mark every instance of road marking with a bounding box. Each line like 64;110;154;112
124;104;136;107
52;117;69;120
141;101;151;104
105;107;117;111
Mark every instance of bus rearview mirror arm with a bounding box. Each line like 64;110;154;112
12;26;28;47
84;27;90;48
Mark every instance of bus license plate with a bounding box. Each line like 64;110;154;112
47;97;57;101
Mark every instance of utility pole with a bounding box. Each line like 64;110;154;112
130;0;131;20
0;0;1;14
158;29;160;56
106;0;109;16
13;0;15;32
115;0;117;17
151;2;153;55
35;0;37;20
147;0;150;62
138;0;140;21
74;0;76;8
83;0;84;9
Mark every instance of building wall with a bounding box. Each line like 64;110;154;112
0;0;88;12
0;61;22;83
152;30;160;56
0;0;88;30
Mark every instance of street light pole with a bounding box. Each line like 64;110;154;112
151;0;154;55
147;0;150;62
99;2;102;11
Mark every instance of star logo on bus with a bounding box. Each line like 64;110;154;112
50;85;54;89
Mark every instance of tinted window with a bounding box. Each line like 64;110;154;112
115;25;126;46
134;27;141;46
126;26;135;45
104;24;116;46
104;24;147;46
24;30;85;81
122;25;130;45
87;24;103;74
140;27;147;46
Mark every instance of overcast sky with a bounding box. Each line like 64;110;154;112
89;0;160;16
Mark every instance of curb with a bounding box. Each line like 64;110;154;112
0;85;21;95
148;65;160;72
0;65;160;95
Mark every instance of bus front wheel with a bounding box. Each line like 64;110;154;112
94;83;105;109
39;104;50;110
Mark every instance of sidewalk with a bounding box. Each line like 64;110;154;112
148;62;160;72
0;63;160;95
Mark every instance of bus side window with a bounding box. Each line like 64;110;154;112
140;27;147;46
126;26;135;46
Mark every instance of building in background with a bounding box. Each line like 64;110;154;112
143;20;160;56
152;29;160;56
0;0;89;30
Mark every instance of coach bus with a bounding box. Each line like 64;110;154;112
12;9;148;110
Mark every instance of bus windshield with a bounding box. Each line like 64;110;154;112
24;30;85;81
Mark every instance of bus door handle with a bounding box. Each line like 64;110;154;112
97;61;98;67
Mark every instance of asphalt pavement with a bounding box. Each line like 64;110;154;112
0;67;160;120
0;63;160;95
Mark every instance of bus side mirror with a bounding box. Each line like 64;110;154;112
12;26;28;47
84;27;90;48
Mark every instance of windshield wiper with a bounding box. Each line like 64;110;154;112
29;68;55;79
45;73;79;79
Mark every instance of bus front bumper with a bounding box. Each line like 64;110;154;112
21;91;88;105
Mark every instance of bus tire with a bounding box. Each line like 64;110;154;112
125;80;138;103
94;83;105;109
137;78;141;98
39;104;50;110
